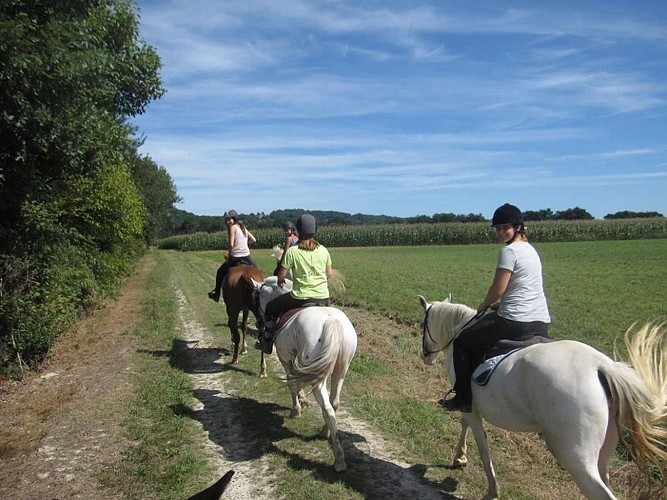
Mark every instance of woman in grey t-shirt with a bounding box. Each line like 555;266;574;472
440;203;551;412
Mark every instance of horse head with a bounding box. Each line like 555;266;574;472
270;244;284;261
418;294;473;364
251;276;293;313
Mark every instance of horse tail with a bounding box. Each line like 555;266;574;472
287;318;343;389
600;322;667;495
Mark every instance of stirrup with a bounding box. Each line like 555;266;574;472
254;337;273;354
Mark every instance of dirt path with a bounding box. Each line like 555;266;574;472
172;288;453;500
0;255;454;499
0;257;153;500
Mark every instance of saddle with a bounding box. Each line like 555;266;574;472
473;335;553;387
231;257;254;267
485;334;552;360
274;302;326;331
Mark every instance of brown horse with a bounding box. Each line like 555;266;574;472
222;264;264;368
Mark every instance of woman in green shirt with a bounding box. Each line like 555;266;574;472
256;214;332;354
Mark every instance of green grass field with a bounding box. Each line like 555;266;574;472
254;239;666;354
112;239;666;499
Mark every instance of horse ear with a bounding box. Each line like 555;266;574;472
418;295;428;310
251;278;263;289
445;293;452;303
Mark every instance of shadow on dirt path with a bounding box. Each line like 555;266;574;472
172;287;460;499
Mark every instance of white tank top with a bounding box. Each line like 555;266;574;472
230;225;250;257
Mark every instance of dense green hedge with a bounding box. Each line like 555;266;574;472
157;218;667;251
0;240;144;378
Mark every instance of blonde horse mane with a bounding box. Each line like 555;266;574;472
430;299;477;342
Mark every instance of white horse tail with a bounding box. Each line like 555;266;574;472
288;318;343;389
601;322;667;495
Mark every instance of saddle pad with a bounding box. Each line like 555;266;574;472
472;349;519;387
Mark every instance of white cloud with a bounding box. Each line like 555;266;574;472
134;0;667;218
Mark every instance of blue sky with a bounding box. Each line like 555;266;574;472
132;0;667;219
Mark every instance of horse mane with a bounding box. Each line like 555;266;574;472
430;300;476;341
271;244;284;260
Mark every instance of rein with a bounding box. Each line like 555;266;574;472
421;305;486;357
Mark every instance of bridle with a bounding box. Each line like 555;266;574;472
421;304;486;358
421;305;445;358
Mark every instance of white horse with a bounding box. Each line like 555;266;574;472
419;295;667;500
253;277;358;472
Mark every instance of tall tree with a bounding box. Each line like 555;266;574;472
0;0;164;252
132;155;181;243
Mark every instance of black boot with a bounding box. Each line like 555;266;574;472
438;393;472;413
254;321;276;354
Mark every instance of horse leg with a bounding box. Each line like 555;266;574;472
323;362;349;440
312;381;346;472
227;313;240;364
452;416;469;468
329;361;347;412
598;404;618;488
258;351;267;378
240;309;249;355
543;427;617;500
288;380;303;417
298;390;309;411
464;413;499;500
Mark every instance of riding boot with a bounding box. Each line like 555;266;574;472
441;349;473;412
208;264;226;302
255;320;276;354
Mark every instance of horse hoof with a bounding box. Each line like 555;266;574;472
231;357;239;364
453;457;468;468
333;461;347;472
241;348;248;355
259;371;267;378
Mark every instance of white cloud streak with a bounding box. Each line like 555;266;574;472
133;0;667;217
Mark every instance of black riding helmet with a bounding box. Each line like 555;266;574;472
282;221;296;231
491;203;524;227
296;214;317;239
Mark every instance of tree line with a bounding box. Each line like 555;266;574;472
0;1;178;376
164;207;663;236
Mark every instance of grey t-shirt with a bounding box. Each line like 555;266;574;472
496;241;551;323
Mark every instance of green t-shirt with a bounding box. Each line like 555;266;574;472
282;244;331;300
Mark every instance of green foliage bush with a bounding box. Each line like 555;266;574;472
0;238;144;378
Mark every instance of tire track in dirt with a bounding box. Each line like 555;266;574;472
174;288;455;499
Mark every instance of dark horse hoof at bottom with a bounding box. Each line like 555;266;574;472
187;470;235;500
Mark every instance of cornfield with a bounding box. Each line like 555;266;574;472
157;218;667;252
